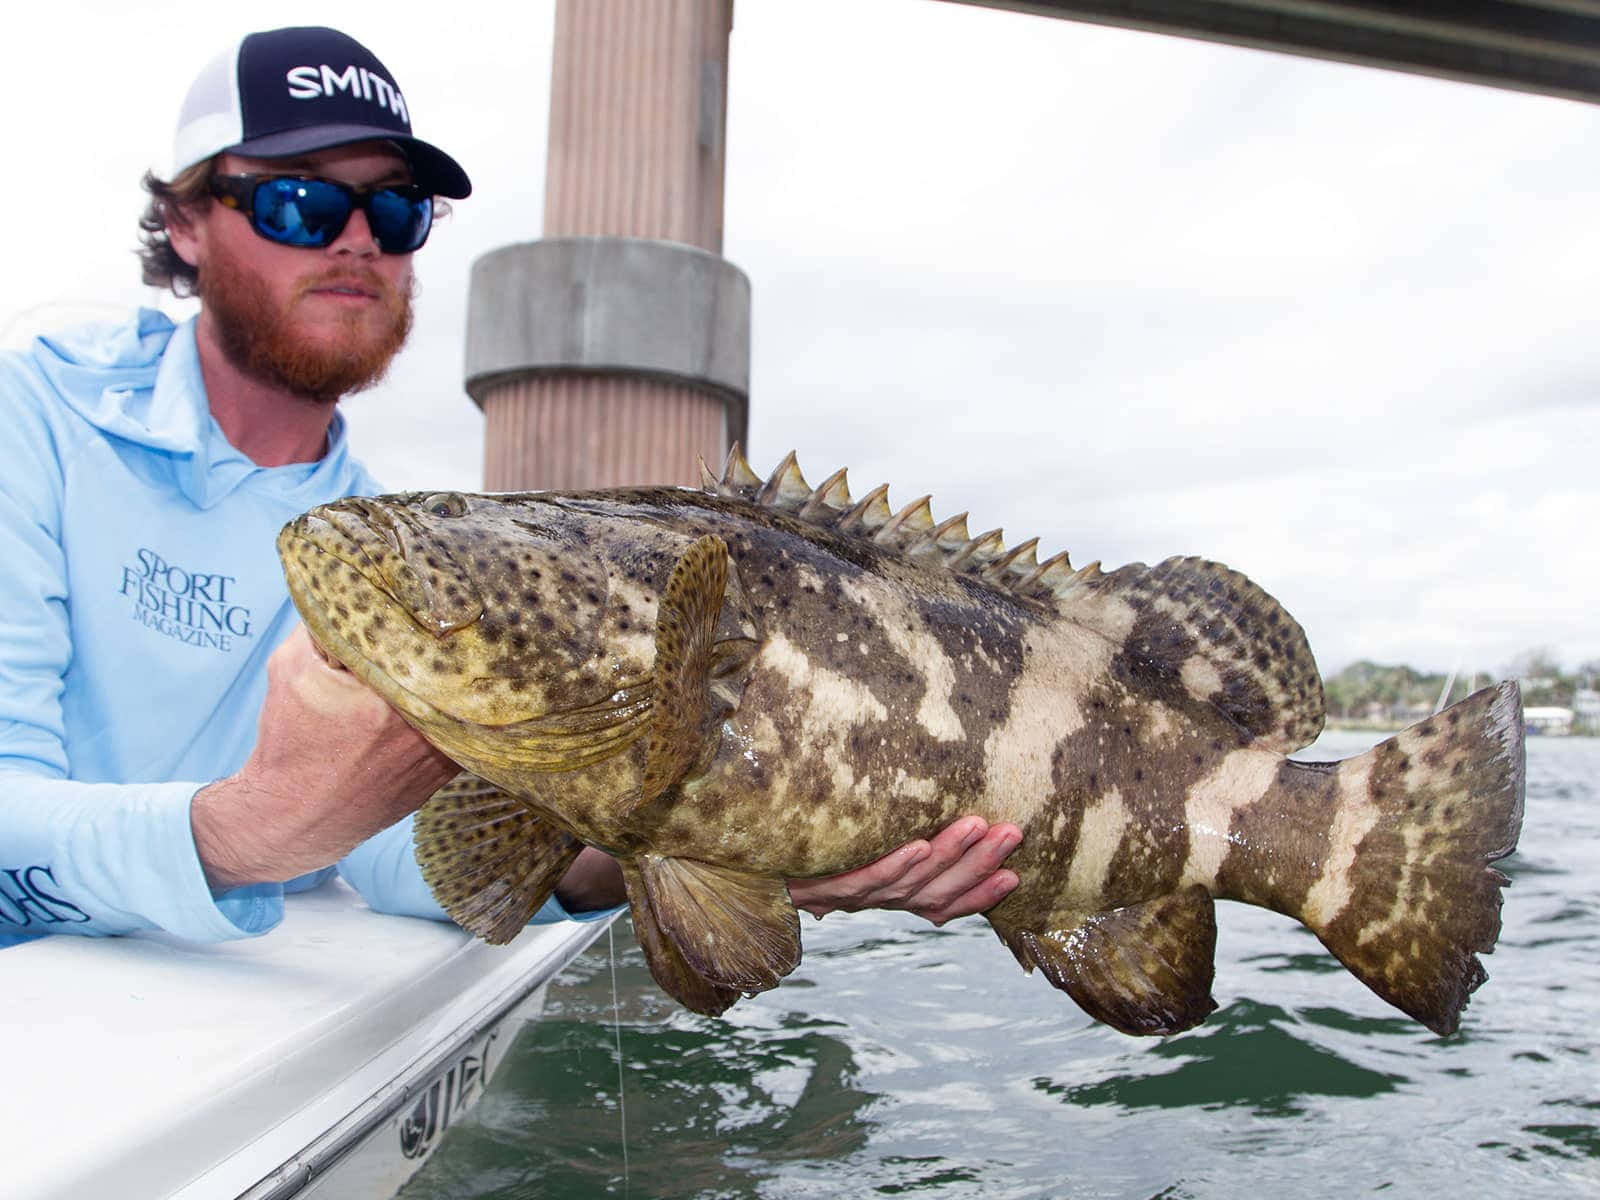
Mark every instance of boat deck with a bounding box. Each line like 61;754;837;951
3;879;615;1199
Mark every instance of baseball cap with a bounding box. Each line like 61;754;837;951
172;26;471;198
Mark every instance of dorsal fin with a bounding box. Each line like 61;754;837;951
873;495;934;549
713;451;1076;605
756;451;811;511
711;443;763;499
985;537;1039;584
710;452;1316;744
838;483;892;534
948;528;1003;571
928;512;971;550
1018;550;1073;593
799;467;852;520
1059;555;1325;752
907;511;970;564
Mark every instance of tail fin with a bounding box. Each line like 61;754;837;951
1298;681;1524;1035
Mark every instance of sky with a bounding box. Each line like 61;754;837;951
3;0;1597;681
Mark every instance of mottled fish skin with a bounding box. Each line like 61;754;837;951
277;450;1525;1037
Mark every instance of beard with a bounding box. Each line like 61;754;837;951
197;240;414;406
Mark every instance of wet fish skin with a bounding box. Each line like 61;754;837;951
277;450;1525;1036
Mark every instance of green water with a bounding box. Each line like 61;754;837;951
400;732;1600;1198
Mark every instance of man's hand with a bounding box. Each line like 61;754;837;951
787;817;1022;926
191;625;460;890
549;820;1022;926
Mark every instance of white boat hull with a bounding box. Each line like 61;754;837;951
2;879;616;1199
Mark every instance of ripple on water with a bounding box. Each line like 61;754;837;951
1031;999;1410;1119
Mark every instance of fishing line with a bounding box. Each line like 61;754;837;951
608;922;630;1198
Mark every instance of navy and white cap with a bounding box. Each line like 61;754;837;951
173;26;471;198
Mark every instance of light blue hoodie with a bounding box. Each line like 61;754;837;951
0;310;597;948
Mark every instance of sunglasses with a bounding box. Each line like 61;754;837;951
208;174;434;254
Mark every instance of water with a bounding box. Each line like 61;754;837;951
399;731;1600;1198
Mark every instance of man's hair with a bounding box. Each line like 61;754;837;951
138;159;215;297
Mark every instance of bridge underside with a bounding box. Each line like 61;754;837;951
942;0;1600;104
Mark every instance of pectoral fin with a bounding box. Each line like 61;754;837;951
992;886;1219;1035
641;534;756;804
623;853;802;1014
413;772;583;944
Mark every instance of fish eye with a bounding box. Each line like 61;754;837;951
422;492;469;519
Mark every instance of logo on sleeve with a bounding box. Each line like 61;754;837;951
0;867;91;927
120;548;255;653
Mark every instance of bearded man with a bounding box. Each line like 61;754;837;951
0;26;1019;951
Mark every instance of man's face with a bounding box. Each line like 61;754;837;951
170;143;418;405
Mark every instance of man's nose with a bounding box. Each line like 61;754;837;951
328;206;380;258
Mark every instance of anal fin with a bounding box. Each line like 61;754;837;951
414;772;583;944
992;885;1219;1036
622;854;801;1015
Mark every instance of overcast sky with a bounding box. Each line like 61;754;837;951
4;0;1596;680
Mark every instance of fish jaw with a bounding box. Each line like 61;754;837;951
276;494;637;733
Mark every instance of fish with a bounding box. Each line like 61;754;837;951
277;449;1525;1037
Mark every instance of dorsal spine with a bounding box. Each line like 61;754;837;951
700;445;1083;605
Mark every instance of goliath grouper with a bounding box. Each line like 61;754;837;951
277;449;1524;1036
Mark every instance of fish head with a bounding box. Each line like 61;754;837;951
277;490;748;789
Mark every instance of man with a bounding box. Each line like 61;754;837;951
0;26;1019;951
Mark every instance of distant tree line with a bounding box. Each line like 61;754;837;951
1324;649;1599;732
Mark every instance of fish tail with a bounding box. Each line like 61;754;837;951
1288;681;1525;1035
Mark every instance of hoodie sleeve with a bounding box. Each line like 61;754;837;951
338;815;616;927
0;355;281;946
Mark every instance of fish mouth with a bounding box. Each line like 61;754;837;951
279;530;467;732
283;501;485;636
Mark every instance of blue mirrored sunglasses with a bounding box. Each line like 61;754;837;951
208;174;434;254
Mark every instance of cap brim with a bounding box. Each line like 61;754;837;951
227;123;471;198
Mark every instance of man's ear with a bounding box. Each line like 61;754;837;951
165;204;206;270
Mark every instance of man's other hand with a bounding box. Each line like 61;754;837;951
787;817;1022;927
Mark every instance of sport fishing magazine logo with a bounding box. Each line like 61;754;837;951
119;548;254;652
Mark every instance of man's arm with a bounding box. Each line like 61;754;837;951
191;626;459;890
0;372;288;944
